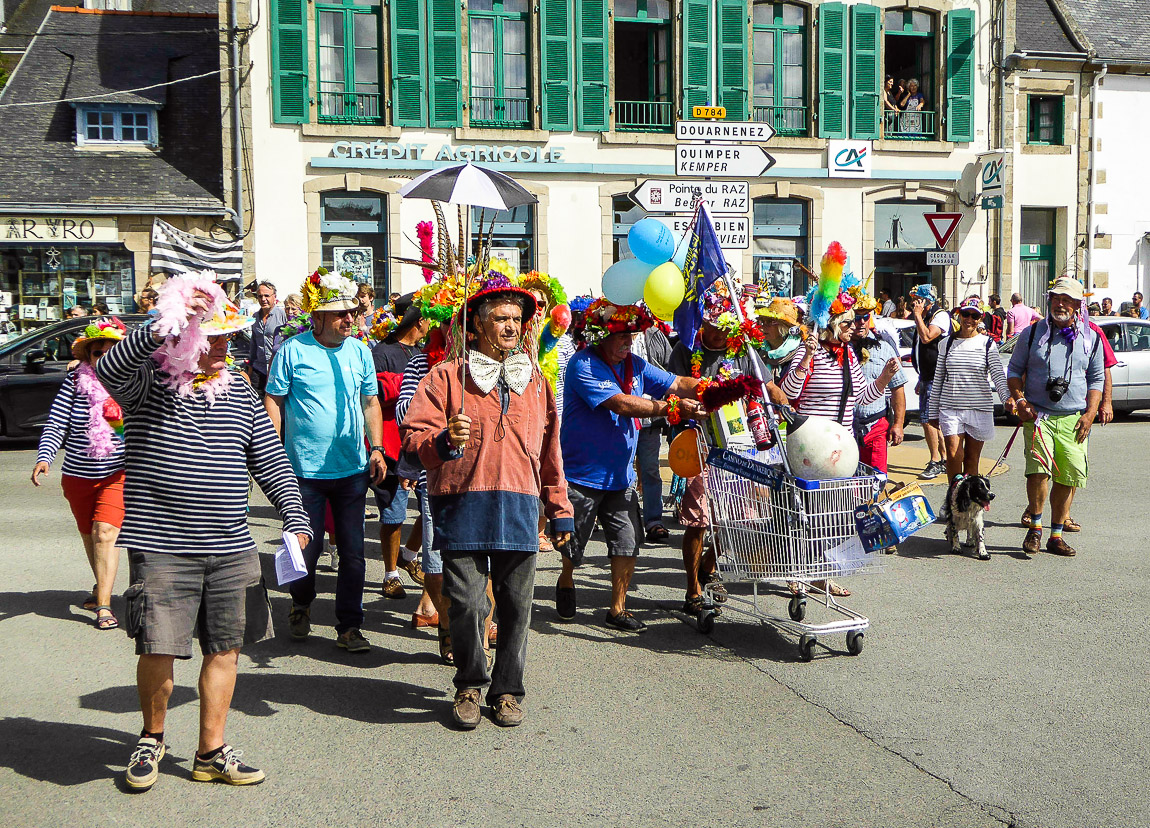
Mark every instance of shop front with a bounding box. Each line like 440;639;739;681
0;217;135;334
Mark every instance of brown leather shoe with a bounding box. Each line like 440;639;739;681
381;576;406;599
1022;528;1042;556
399;557;425;586
452;689;482;730
1045;536;1077;557
490;694;524;727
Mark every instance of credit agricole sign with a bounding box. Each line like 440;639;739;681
330;141;567;164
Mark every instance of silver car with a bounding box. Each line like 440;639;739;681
998;317;1150;413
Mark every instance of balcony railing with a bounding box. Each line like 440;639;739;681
469;95;532;129
615;100;673;133
883;109;937;141
751;104;809;136
317;91;384;125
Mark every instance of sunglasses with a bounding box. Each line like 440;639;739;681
959;311;982;319
331;309;357;319
854;313;872;323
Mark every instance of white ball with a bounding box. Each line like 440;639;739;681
785;415;860;480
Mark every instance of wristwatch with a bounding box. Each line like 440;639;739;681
369;446;386;455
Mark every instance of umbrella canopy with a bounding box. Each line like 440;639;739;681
397;162;538;210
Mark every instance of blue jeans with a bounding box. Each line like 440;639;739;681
636;425;664;526
415;483;442;576
290;471;369;634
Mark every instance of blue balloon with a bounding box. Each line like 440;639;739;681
671;236;690;271
602;257;654;306
628;218;676;265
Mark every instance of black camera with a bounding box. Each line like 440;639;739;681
1046;377;1070;402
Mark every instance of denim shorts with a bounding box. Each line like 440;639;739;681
918;380;934;424
124;548;272;659
416;485;442;575
376;482;411;524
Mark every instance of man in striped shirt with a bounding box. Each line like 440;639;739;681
97;286;311;791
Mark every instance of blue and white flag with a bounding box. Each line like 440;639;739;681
673;204;727;348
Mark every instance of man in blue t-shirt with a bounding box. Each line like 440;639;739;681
265;272;387;652
557;300;700;633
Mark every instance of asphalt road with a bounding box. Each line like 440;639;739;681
1;417;1148;828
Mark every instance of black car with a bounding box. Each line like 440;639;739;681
0;315;252;437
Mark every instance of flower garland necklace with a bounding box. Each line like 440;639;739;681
74;363;123;459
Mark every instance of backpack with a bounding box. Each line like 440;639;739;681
984;311;1004;343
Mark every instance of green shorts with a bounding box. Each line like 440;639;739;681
1023;413;1088;488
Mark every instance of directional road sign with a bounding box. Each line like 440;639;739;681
675;144;775;177
924;212;963;248
628;180;749;214
926;251;959;266
665;215;750;249
675;120;776;143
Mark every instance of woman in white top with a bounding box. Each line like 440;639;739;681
928;297;1014;485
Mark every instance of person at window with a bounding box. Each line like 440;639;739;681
899;78;926;111
248;280;287;394
1132;291;1149;320
31;319;128;631
1100;297;1116;316
883;76;900;111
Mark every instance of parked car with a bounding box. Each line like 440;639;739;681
0;315;252;437
998;317;1150;414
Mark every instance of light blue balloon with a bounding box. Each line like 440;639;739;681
602;257;654;306
628;218;676;265
671;237;690;271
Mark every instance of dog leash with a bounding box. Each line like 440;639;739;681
986;424;1022;478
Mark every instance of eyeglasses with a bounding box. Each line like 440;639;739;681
332;309;357;319
959;311;982;320
854;313;872;323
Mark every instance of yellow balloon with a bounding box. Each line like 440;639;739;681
643;262;685;320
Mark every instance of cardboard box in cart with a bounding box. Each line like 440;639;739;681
854;482;935;553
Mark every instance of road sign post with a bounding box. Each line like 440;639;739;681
674;144;775;177
628;180;749;214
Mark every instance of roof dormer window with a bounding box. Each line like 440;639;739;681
75;105;157;147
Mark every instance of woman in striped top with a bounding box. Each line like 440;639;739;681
928;297;1013;485
31;319;128;630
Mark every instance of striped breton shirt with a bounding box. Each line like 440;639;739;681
395;352;430;485
36;372;125;479
780;344;885;431
96;326;310;555
928;333;1010;420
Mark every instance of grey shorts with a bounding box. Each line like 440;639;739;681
124;548;273;659
564;482;641;567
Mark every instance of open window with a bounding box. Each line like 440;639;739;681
613;0;672;132
883;10;935;140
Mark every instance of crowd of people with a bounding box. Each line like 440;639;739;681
29;247;1111;791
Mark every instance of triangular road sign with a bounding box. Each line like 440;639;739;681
924;213;963;248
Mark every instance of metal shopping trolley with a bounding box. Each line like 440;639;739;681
695;431;887;661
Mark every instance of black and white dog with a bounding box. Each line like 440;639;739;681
944;474;995;560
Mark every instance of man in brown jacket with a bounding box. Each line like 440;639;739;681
402;277;573;730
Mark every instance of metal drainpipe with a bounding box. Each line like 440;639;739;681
996;0;1006;298
1085;63;1107;291
228;0;245;239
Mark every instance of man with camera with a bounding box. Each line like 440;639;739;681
1007;277;1105;557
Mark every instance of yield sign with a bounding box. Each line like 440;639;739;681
924;213;963;248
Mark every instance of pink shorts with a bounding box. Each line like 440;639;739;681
677;472;710;529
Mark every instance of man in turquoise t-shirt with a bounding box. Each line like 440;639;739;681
265;271;386;653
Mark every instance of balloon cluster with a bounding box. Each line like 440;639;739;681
601;218;687;321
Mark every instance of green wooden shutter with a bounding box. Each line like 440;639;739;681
427;0;462;128
682;0;710;110
817;2;847;138
945;8;975;142
270;0;309;124
575;0;608;131
717;0;748;119
389;0;426;126
541;0;573;131
849;3;880;139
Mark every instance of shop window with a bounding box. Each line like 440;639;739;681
0;244;134;334
75;106;157;147
1019;207;1056;313
320;190;389;300
468;0;531;128
613;0;672;133
316;0;383;125
611;194;649;262
472;205;535;272
874;199;942;301
1027;96;1064;145
882;10;936;140
752;2;808;136
752;197;808;297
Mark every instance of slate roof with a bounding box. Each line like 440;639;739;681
0;7;225;212
1054;0;1150;63
1015;0;1084;56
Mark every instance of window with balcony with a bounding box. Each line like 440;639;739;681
75;106;157;147
468;0;531;129
752;2;807;136
883;10;936;140
1027;95;1064;145
613;0;672;132
316;0;383;124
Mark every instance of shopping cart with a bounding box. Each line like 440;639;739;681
695;430;887;661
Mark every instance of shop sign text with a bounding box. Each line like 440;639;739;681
330;141;566;164
4;216;118;242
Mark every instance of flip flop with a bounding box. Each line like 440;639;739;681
83;584;98;611
94;606;118;630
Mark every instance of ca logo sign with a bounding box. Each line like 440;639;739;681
835;146;868;168
982;158;1003;185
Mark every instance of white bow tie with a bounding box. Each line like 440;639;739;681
468;351;533;396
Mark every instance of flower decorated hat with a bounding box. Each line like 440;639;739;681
462;272;539;327
71;317;128;360
576;298;656;345
200;298;256;336
755;297;800;327
301;267;359;313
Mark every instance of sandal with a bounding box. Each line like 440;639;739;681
538;532;555;553
1022;511;1081;532
94;606;118;630
437;628;454;666
83;584;98;611
644;523;670;542
812;579;851;597
487;622;498;649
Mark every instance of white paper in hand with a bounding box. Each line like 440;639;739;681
275;531;308;585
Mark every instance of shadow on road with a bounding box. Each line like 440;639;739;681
0;589;107;626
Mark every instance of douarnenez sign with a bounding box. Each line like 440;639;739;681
331;141;567;163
